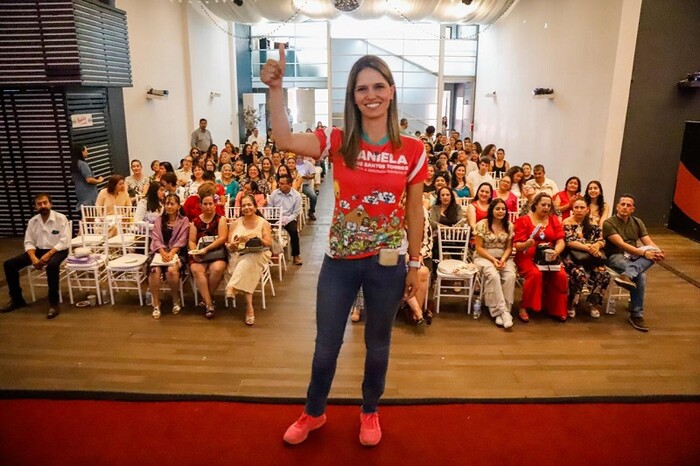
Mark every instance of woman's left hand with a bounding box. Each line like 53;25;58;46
403;268;419;300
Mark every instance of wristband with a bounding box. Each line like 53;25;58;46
409;255;420;262
407;260;421;269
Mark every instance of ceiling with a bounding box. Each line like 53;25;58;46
202;0;518;25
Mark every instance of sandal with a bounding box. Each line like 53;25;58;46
172;302;181;315
152;306;161;319
567;308;576;318
245;314;255;326
590;308;601;319
518;309;529;323
205;303;215;319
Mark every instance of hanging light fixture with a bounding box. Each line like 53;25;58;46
332;0;363;12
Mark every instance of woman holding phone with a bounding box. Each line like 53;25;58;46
262;44;427;447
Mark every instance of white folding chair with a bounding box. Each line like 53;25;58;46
260;206;288;281
66;218;110;305
226;262;276;310
106;220;150;305
72;206;107;249
508;211;518;223
226;205;241;220
604;266;631;315
433;225;479;314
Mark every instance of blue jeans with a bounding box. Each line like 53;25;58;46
305;254;406;416
302;184;317;214
607;253;654;317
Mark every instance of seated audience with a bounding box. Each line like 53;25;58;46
125;159;149;203
260;156;277;193
217;163;240;201
603;194;664;332
584;180;609;227
562;198;611;319
524;164;558;197
513;193;568;323
148;194;189;319
492;148;510;177
203;159;220;181
466;158;495;195
184;165;205;198
553;176;582;220
183;181;225;221
466;182;493;230
451;164;471;198
135;181;165;224
296;155;318;221
423;165;436;193
231;159;247;184
96;175;130;214
1;193;70;319
245;163;270;196
188;189;228;319
176;150;196;186
268;174;303;265
225;195;273;326
473;198;516;329
493;175;518;213
521;162;533;183
234;180;267;208
506;166;525;198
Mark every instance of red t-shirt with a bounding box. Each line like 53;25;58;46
316;127;427;259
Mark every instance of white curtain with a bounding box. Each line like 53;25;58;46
202;0;518;25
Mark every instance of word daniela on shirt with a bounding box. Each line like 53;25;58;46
357;150;409;175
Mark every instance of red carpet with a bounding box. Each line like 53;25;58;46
1;399;698;466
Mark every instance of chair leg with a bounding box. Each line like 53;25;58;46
67;270;75;304
26;269;37;303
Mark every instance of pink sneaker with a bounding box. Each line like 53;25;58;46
359;412;382;446
283;412;327;445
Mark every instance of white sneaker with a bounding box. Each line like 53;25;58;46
501;312;513;329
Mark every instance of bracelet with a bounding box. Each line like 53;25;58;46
409;255;420;262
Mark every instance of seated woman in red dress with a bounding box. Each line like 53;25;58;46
513;192;569;322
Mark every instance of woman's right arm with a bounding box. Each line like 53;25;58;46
188;223;197;251
261;44;321;158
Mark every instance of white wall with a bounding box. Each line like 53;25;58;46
119;0;234;168
474;0;640;197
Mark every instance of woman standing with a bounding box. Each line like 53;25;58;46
188;189;228;319
473;198;516;329
96;175;130;215
262;46;426;446
513;193;568;322
70;143;103;210
224;194;273;326
562;198;611;318
148;194;189;319
451;164;471;198
125;159;149;204
554;176;582;220
584;180;609;227
466;182;493;230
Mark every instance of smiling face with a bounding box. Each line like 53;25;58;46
522;164;531;177
477;184;491;201
204;160;216;172
498;176;512;192
587;182;600;198
248;165;260;179
354;67;394;122
434;176;447;190
454;165;466;180
221;164;232;180
193;166;204;180
241;196;256;216
286;158;296;171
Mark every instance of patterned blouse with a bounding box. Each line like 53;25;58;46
563;222;603;245
474;219;514;251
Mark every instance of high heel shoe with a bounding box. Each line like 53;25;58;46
205;303;215;319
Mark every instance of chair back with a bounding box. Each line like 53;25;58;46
437;225;471;262
456;197;473;207
227;206;241;219
81;205;107;221
508;211;518;223
115;205;138;222
77;217;110;253
113;218;149;256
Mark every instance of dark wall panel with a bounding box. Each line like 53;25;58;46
616;0;700;226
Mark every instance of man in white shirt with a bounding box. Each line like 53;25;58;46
1;194;71;319
524;164;559;197
268;174;303;265
454;149;478;176
466;158;495;195
399;118;412;136
246;128;265;147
